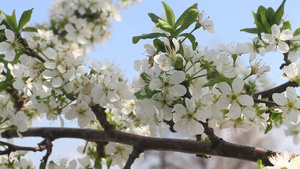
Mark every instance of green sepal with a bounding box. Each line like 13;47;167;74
18;8;33;32
106;158;112;169
22;26;38;32
257;159;265;169
94;158;102;169
153;38;166;53
132;32;167;44
175;3;198;28
162;1;175;27
174;9;199;36
264;123;272;134
134;85;156;100
1;10;18;32
294;28;300;37
240;28;259;34
148;13;174;33
275;0;286;25
39;162;46;169
179;33;198;50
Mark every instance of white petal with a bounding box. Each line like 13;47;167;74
5;29;15;42
238;95;254;106
185;98;195;113
44;61;56;69
287;109;300;125
280;29;293;40
261;34;273;43
222;67;236;78
228;102;241;119
187;121;204;135
271;24;280;37
169;71;185;84
52;76;63;88
232;78;243;94
173;104;186;122
149;78;162;90
0;42;10;51
286;87;297;101
218;82;231;94
272;93;288;106
170;84;186;96
278;42;289;53
5;49;15;61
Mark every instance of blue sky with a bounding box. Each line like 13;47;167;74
1;0;300;167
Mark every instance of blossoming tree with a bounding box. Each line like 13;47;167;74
0;0;299;168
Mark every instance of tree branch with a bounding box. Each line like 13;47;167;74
0;140;46;155
90;104;115;131
253;81;298;99
1;127;276;166
18;36;46;63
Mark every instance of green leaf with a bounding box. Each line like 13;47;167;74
162;2;175;27
240;28;259;34
148;13;174;33
1;10;18;32
260;11;271;33
275;0;286;25
294;28;300;37
132;33;167;44
22;26;38;32
18;8;33;32
153;38;166;53
39;162;46;169
180;33;198;50
175;3;198;28
175;9;200;36
266;7;275;25
257;159;265;169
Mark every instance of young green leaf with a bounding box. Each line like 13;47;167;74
148;13;174;33
1;10;18;32
162;1;175;27
22;26;38;32
260;11;271;33
18;8;33;32
153;38;166;53
132;32;167;44
175;3;198;28
293;28;300;37
174;9;199;36
240;28;258;34
275;0;286;25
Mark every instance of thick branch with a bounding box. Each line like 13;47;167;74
90;104;115;131
1;127;275;166
253;81;298;99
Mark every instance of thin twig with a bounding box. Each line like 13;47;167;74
90;104;115;131
124;144;144;169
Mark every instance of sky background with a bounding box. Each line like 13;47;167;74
1;0;300;168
